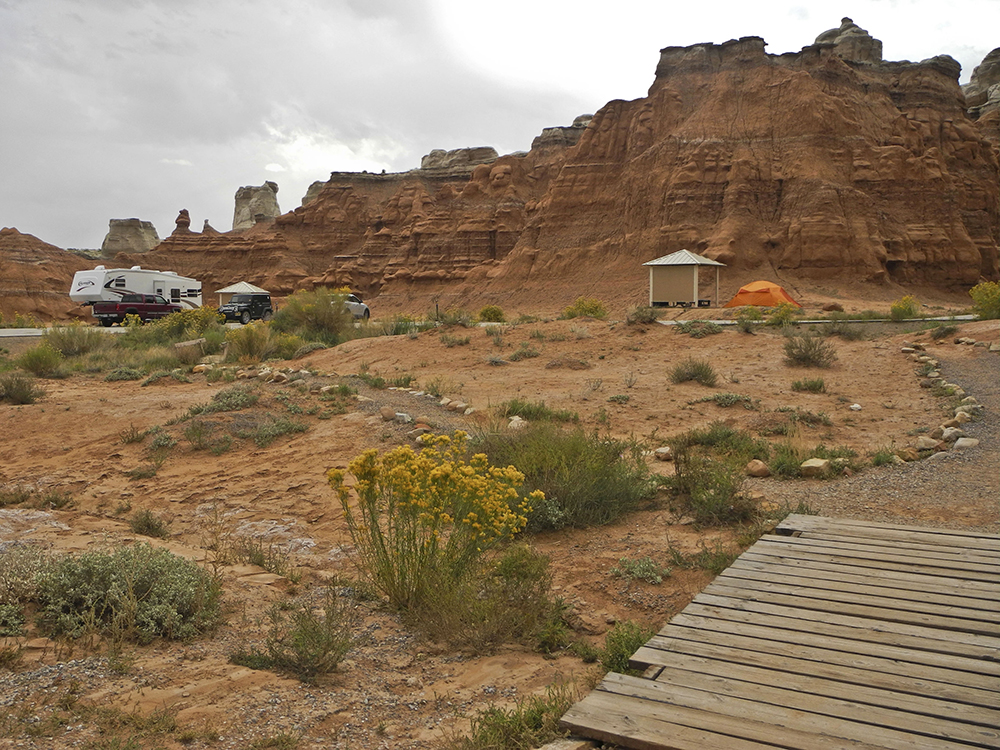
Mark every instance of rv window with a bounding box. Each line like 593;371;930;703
171;288;180;301
187;289;201;297
114;277;126;288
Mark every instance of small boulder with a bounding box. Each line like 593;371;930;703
379;406;396;422
953;411;971;424
953;437;980;450
928;426;944;440
915;436;942;451
394;412;413;424
822;303;844;312
940;427;965;443
746;459;770;477
800;458;830;477
508;416;527;430
897;447;920;462
654;446;673;462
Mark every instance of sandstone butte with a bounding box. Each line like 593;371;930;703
2;19;998;322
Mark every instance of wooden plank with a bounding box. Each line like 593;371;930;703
778;514;1000;550
753;536;1000;578
767;531;1000;562
645;626;1000;695
641;649;1000;729
666;610;1000;678
632;637;998;709
564;686;893;750
597;673;988;750
733;553;999;600
720;562;1000;615
642;665;1000;747
703;579;997;636
690;592;1000;659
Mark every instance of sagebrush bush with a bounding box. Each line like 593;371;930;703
119;307;226;349
226;322;277;363
0;542;49;605
262;587;357;682
0;371;46;404
129;509;171;539
562;297;607;319
889;295;920;321
498;398;578;423
44;324;107;356
270;287;353;345
328;432;540;611
16;342;64;377
36;542;222;642
783;335;838;368
478;305;505;323
430;307;474;327
474;423;657;530
969;281;1000;320
670;357;718;386
791;378;826;393
735;306;763;333
626;306;659;325
675;320;722;338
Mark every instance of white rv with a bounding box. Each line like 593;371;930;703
70;266;202;310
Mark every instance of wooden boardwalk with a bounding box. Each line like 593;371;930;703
560;514;1000;749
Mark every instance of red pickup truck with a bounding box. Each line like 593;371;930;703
92;294;182;326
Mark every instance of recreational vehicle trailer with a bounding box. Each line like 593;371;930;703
70;266;202;310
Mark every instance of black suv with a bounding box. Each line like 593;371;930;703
219;293;274;324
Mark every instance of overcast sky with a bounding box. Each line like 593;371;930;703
1;0;996;250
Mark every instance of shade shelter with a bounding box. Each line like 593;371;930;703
642;250;726;308
723;280;801;308
215;281;270;307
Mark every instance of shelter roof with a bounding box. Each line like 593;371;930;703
642;249;725;267
216;281;270;294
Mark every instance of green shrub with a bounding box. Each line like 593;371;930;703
270;287;353;345
0;602;25;636
128;509;171;539
449;683;574;750
666;539;741;575
508;344;541;362
626;306;659;325
233;414;308;447
16;342;64;377
766;302;799;327
969;281;1000;320
770;442;803;478
226;322;278;363
498;398;578;423
190;383;259;415
0;371;46;404
562;297;607;319
871;446;896;467
690;392;756;409
929;324;958;341
475;423;657;530
44;324;107;356
610;556;671;585
678;422;771;464
791;378;826;393
120;307;225;350
261;587;357;683
0;542;49;604
478;305;506;323
430;307;474;327
890;295;920;321
105;367;144;382
783;335;837;368
440;333;471;347
818;320;868;340
735;306;763;333
675;320;722;338
670;357;717;386
36;542;222;642
601;621;655;675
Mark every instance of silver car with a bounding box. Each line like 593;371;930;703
344;293;370;320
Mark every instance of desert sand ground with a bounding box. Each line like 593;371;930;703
0;307;997;749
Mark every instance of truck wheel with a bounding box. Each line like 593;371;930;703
261;310;273;321
240;311;251;325
100;319;113;327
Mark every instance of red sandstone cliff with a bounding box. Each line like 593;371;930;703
0;228;91;322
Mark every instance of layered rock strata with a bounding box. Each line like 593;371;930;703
233;182;281;231
100;218;160;257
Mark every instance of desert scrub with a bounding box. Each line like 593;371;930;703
128;509;171;539
969;281;1000;319
440;333;471;348
226;322;278;363
765;302;800;327
674;320;722;338
735;305;763;333
43;323;107;357
670;357;717;387
448;683;575;750
611;556;671;584
690;392;757;409
508;343;541;361
562;296;608;319
36;542;222;642
890;294;920;321
792;377;826;393
783;335;838;368
601;620;656;675
474;423;657;530
232;413;308;447
498;398;578;423
0;542;49;608
477;305;506;323
16;342;64;377
105;366;145;382
626;305;659;325
327;431;540;610
0;371;46;404
270;286;353;345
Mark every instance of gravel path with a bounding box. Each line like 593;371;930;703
750;350;1000;533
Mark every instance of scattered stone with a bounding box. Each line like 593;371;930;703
654;446;674;462
941;418;961;429
508;416;527;430
924;450;950;462
449;401;468;412
800;458;830;477
953;437;980;450
990;343;1000;352
407;427;430;439
192;364;213;374
822;303;844;312
961;396;980;405
940;427;965;443
928;427;944;440
849;403;862;411
394;412;412;424
890;455;905;465
915;436;942;450
953;411;971;424
974;341;988;348
900;347;915;354
379;407;396;421
897;447;920;461
918;378;935;388
746;459;770;477
271;371;289;384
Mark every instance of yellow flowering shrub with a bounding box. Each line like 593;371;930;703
327;431;541;610
890;294;920;321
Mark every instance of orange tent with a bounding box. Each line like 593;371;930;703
723;280;801;308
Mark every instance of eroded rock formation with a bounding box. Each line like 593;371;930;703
233;182;281;231
100;218;160;257
0;228;91;322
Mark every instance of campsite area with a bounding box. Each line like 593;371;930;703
0;299;997;749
